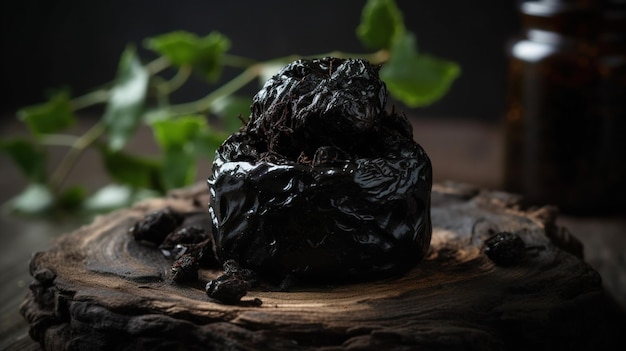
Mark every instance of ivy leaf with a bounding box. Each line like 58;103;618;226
151;115;206;148
103;46;149;151
5;183;54;214
162;146;196;190
145;31;231;81
58;185;86;210
210;95;250;132
99;147;162;191
150;115;208;189
381;32;460;107
0;138;47;182
356;0;405;50
18;92;75;137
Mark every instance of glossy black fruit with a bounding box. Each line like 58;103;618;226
208;57;432;282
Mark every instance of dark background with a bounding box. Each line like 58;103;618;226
0;0;520;122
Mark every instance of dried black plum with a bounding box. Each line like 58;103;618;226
205;260;256;304
484;232;525;266
129;208;183;245
171;253;199;283
159;225;209;250
208;57;432;282
205;276;249;305
131;209;220;284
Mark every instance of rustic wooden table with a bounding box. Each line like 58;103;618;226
1;119;624;350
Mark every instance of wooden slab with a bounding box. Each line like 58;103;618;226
20;181;626;350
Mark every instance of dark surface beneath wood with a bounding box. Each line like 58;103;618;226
17;182;626;350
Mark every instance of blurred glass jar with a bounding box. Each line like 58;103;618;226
504;0;626;214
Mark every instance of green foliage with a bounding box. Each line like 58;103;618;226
58;186;87;211
151;115;211;189
145;31;230;81
18;92;75;137
2;0;459;218
0;139;47;182
99;148;162;190
356;0;461;107
381;33;461;107
356;0;404;50
103;46;149;151
151;115;206;148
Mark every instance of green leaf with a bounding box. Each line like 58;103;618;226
103;46;149;151
145;31;231;81
5;183;54;214
381;32;460;107
150;115;209;189
18;92;75;137
356;0;405;50
151;115;207;148
146;31;199;66
210;96;250;132
99;147;162;190
0;138;47;182
58;185;86;210
162;146;196;189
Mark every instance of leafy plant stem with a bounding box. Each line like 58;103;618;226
49;122;106;193
168;64;262;116
41;134;80;147
5;0;460;216
221;54;258;68
145;55;171;75
157;65;192;96
69;56;171;112
71;90;110;110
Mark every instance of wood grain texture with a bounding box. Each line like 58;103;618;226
20;181;626;350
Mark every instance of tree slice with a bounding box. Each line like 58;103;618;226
20;181;625;350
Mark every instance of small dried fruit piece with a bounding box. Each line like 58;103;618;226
205;260;257;304
160;225;209;250
484;231;525;266
129;208;182;245
131;210;220;285
171;253;199;283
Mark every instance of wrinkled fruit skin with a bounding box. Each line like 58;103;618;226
205;260;257;304
208;57;432;282
484;232;525;266
129;208;183;245
171;253;199;283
